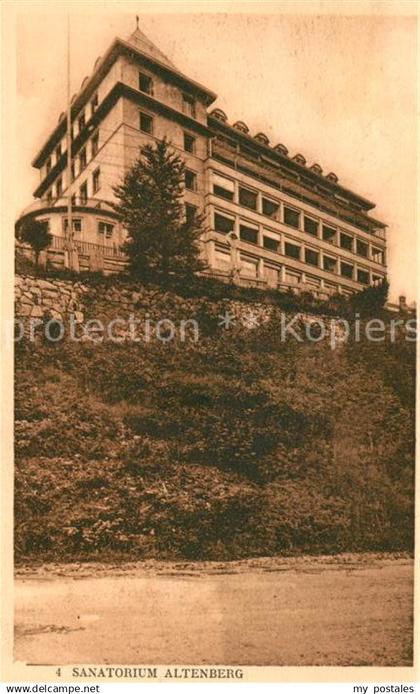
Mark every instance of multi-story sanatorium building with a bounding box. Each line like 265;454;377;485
16;26;388;297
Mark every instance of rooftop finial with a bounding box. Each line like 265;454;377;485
136;15;139;30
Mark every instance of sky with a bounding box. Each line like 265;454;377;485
15;5;417;302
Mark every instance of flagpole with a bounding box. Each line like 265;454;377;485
65;14;79;271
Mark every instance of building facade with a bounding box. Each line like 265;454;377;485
16;26;388;296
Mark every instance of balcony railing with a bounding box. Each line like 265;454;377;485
201;268;342;298
51;234;126;259
211;140;386;239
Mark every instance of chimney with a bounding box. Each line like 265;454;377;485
399;295;407;311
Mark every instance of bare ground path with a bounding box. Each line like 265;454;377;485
14;553;413;666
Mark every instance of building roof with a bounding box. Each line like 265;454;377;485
208;115;387;224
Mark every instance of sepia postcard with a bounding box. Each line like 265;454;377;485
1;0;419;687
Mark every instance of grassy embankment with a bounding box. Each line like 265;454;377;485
15;274;415;562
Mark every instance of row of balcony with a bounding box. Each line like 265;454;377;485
50;234;125;259
18;196;118;219
211;139;386;239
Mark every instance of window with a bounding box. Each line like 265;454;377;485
340;232;353;251
63;217;83;232
214;212;234;233
55;143;62;161
340;261;354;279
46;189;53;203
239;223;258;245
212;173;234;201
357;269;370;285
372;226;386;240
80;182;88;205
38;218;50;232
322;225;336;243
305;248;319;267
262;197;279;219
98;221;114;237
139;112;153;134
263;235;279;252
183;132;196;154
71;194;77;207
91;131;99;157
285;241;301;260
56;177;63;197
92;168;100;194
239;186;257;211
304;216;318;236
185;169;197;191
78;112;85;133
182;93;196;118
185;203;197;223
323;255;337;273
372;274;384;286
139;72;153;95
91;92;98;115
284;206;300;229
71;162;75;181
46;157;52;175
79;148;87;171
356;239;368;257
372;247;384;264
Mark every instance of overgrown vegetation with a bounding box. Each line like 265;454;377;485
15;247;391;320
15;290;414;562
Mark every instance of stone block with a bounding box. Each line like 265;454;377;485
51;302;64;314
20;295;32;305
42;289;59;299
16;303;32;316
30;305;44;318
37;279;56;290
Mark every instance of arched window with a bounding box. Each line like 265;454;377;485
232;120;249;134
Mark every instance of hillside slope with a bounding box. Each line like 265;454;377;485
15;282;415;561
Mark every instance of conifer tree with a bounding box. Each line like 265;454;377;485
350;279;390;316
113;138;206;281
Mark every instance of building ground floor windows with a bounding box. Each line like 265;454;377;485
207;199;386;294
